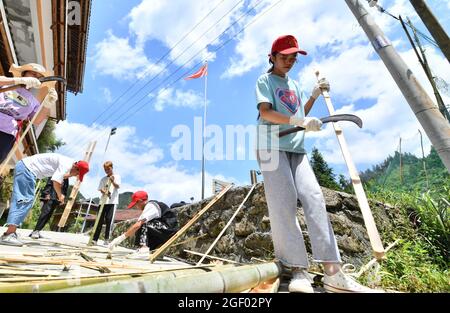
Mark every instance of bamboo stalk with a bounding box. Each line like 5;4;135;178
149;183;233;262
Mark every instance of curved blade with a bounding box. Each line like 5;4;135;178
278;114;363;137
320;114;362;128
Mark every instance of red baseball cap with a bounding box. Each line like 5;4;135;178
271;35;307;55
128;190;148;209
75;161;89;182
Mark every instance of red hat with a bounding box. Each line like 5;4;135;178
271;35;307;56
75;161;89;182
128;191;148;209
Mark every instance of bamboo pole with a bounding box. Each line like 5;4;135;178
316;70;385;259
88;179;111;245
58;141;96;228
149;183;233;263
197;184;256;265
57;262;281;293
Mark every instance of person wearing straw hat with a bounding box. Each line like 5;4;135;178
0;63;58;163
0;153;89;246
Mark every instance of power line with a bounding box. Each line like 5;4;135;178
366;0;439;49
63;0;247;155
65;0;272;155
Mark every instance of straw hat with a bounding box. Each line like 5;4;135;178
9;63;52;78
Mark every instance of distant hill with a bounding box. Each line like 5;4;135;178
88;191;132;210
359;147;449;192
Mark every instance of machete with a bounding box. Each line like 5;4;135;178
278;114;362;137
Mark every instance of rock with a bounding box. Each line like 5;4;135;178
112;182;408;268
243;232;273;257
235;217;256;237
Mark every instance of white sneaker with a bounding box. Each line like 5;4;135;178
323;270;382;293
0;232;23;246
29;230;41;239
288;268;314;293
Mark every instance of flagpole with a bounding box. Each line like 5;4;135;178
201;61;208;200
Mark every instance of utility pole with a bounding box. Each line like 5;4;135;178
345;0;450;173
409;0;450;63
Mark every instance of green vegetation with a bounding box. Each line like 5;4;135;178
310;147;341;190
311;146;449;292
362;179;449;292
36;120;64;153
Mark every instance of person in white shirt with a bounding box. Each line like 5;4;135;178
91;161;121;245
108;190;161;251
0;153;89;246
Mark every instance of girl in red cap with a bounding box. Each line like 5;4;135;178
255;35;375;293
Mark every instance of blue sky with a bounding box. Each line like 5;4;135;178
54;0;450;204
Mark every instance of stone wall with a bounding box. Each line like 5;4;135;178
112;183;407;267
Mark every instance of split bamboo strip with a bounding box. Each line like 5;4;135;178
185;249;241;264
355;239;400;278
197;184;256;265
58;141;96;228
149;183;233;263
317;71;385;259
88;179;111;245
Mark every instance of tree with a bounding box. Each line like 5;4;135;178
37;120;64;152
310;147;341;191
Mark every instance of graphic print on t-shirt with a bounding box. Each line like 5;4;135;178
276;88;300;114
0;91;30;118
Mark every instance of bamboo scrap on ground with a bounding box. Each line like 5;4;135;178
149;183;233;263
197;184;256;265
184;250;241;264
79;252;111;273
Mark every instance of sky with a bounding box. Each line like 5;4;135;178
54;0;450;204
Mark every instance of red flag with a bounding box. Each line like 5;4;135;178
184;63;208;80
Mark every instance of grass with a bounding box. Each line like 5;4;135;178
363;182;450;293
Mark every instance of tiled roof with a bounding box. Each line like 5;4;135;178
86;209;141;222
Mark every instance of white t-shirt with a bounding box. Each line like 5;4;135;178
22;153;74;183
98;174;121;205
138;202;161;223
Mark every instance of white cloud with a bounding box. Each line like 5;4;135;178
54;121;239;204
91;30;166;80
127;0;245;66
152;87;205;111
101;87;113;103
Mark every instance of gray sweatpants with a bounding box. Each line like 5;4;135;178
257;150;341;268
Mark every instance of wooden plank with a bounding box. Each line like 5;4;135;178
149;183;233;263
197;184;256;265
58;141;96;228
316;71;385;259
